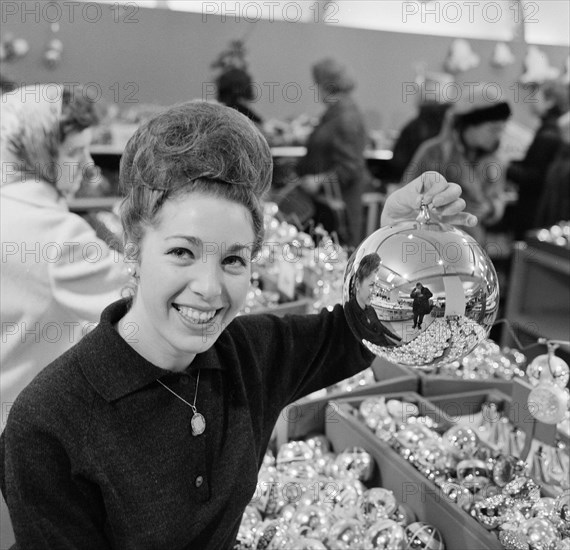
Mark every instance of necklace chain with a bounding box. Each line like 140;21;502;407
156;370;200;415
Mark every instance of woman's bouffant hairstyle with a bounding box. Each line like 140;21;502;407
60;85;99;141
119;101;273;259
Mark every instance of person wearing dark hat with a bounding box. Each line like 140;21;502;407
403;85;512;243
216;67;263;125
296;58;371;248
507;79;570;238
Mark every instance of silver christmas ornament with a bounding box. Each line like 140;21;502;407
343;204;498;369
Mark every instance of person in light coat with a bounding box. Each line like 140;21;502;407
0;84;129;413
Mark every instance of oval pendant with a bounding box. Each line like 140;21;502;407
191;412;206;436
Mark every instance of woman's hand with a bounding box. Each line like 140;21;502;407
380;171;478;227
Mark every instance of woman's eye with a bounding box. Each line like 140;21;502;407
168;247;194;260
223;255;247;268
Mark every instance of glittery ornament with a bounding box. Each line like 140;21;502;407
327;518;364;550
396;424;436;451
334;447;375;481
499;529;530;550
390;503;416;527
404;522;445;550
283;463;318;481
531;498;558;519
492;455;527;487
527;354;570;388
415;440;449;471
365;519;407;549
304;435;331;457
356;488;398;525
503;477;541;502
521;517;559;550
442;426;479;459
332;479;366;513
290;504;331;540
455;459;491;491
360;398;389;429
279;503;297;523
471;494;515;530
527;384;569;424
343;203;498;369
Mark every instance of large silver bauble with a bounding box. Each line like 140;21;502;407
343;205;499;370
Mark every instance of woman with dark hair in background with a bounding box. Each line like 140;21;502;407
216;67;263;125
296;58;371;248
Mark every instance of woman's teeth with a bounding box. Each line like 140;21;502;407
175;305;217;324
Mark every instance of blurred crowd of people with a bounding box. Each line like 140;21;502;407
209;60;569;248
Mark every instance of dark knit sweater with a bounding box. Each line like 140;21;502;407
1;299;373;549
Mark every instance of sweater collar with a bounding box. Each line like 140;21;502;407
80;298;225;402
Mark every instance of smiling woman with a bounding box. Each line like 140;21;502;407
0;100;474;550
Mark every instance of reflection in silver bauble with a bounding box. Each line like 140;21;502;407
343;205;499;370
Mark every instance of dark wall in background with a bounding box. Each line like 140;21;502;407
2;1;568;131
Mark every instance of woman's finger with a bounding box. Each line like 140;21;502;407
432;197;466;217
431;183;462;208
441;211;478;227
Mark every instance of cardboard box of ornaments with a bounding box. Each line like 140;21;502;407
323;390;519;550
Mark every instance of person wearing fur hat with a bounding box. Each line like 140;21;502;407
296;58;371;247
403;85;512;243
507;79;570;238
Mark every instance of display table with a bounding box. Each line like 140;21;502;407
502;241;570;362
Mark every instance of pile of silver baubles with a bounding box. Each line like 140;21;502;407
343;204;499;371
357;396;570;549
438;339;527;380
235;438;445;549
